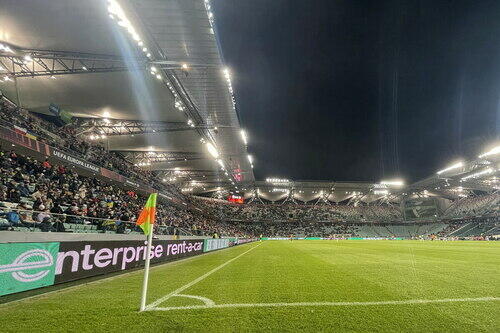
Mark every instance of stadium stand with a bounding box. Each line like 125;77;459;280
444;193;499;218
0;98;497;240
0;98;182;198
193;196;402;223
0;140;497;240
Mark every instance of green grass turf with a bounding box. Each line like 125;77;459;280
0;240;499;332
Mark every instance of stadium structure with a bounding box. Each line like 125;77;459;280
0;1;498;331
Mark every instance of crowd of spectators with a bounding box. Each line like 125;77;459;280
0;149;247;236
0;99;182;200
191;196;402;223
444;193;499;218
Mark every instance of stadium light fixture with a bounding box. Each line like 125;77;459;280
107;0;151;58
0;43;14;54
478;145;500;159
240;130;248;145
206;142;219;159
437;161;464;175
461;168;494;181
379;180;404;186
247;154;253;164
217;159;224;169
374;189;389;195
222;67;236;109
266;178;290;184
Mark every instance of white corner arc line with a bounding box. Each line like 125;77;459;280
146;243;262;310
174;294;215;306
148;296;500;311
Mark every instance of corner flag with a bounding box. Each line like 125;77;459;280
136;193;157;235
138;193;158;311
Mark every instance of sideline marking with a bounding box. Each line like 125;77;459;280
148;296;500;311
146;242;263;310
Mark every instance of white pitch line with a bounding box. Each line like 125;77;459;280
174;294;215;306
149;296;500;311
146;242;263;310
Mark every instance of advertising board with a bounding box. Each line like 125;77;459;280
203;238;230;252
0;239;204;296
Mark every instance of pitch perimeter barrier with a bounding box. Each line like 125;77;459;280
0;237;256;296
260;237;404;240
203;238;230;252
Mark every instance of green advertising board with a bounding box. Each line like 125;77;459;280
0;242;59;296
203;239;230;252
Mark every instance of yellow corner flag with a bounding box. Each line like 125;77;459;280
136;193;158;235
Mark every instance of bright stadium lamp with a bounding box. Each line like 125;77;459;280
206;142;219;159
240;130;248;145
478;145;500;159
436;161;463;175
461;167;494;181
374;189;389;195
380;179;404;186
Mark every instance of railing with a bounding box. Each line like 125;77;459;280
0;206;181;235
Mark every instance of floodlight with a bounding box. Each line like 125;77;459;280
479;145;500;159
379;180;404;186
206;142;219;158
437;161;464;175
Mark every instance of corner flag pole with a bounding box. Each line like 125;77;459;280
140;229;154;312
136;193;158;312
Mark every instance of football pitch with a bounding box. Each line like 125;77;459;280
0;240;499;332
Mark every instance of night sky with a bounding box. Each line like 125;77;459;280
212;0;500;183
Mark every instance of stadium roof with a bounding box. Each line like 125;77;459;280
232;149;499;204
0;0;498;202
0;0;254;189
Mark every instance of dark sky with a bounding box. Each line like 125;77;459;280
212;0;500;183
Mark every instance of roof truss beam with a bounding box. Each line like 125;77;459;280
117;150;204;164
0;48;195;78
74;117;221;137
